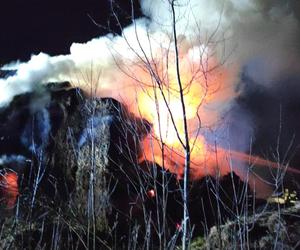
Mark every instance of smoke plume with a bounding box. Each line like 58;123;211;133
1;0;299;104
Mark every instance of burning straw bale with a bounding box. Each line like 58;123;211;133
0;85;119;247
53;96;113;229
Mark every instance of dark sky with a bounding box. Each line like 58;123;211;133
0;0;142;65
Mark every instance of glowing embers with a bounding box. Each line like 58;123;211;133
0;171;19;209
147;189;155;198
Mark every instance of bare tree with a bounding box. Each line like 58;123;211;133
102;0;229;248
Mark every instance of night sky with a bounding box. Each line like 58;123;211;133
0;0;142;65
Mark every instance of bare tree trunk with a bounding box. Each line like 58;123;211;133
170;1;191;249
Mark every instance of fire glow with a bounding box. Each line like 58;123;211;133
0;172;19;208
115;48;239;174
92;45;300;198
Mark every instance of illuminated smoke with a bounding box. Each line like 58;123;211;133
2;1;298;105
0;53;74;107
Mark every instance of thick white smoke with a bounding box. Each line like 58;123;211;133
1;0;298;106
0;54;74;107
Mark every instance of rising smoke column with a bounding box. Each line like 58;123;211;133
2;0;299;105
1;0;299;197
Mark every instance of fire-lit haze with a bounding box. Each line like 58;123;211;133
1;0;300;198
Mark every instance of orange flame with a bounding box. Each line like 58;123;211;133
84;45;298;198
0;172;19;208
129;53;241;177
129;54;297;198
